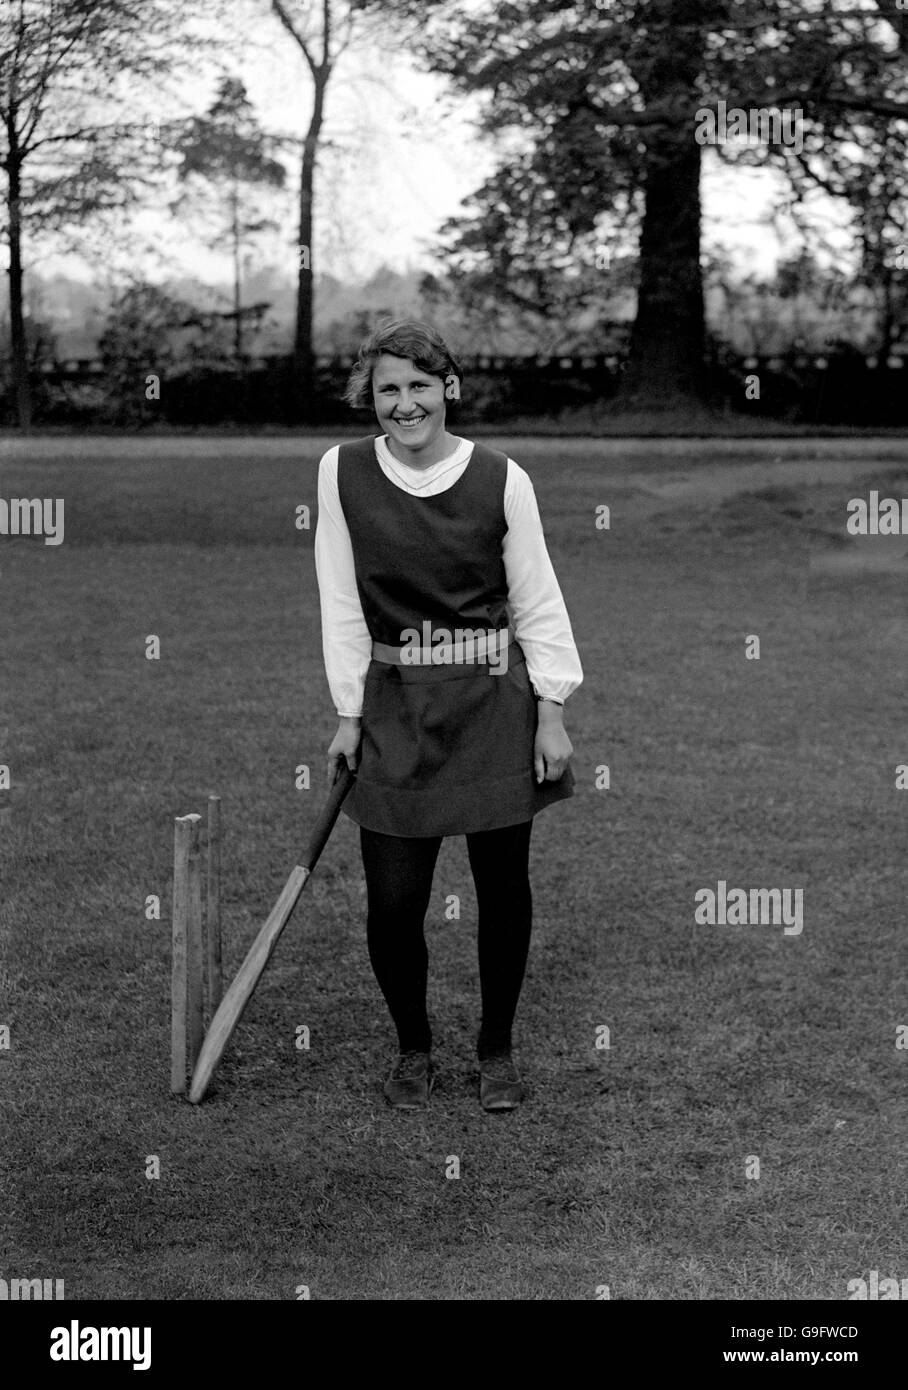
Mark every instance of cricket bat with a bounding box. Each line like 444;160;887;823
188;764;356;1104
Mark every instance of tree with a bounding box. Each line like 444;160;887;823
269;0;348;416
382;0;908;408
781;0;908;361
787;121;908;356
171;77;286;363
0;0;197;428
97;279;202;422
269;0;417;418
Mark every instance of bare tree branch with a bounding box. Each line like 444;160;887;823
271;0;319;77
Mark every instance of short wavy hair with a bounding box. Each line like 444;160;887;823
343;318;464;410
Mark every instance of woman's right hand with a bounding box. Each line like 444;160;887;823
327;716;361;789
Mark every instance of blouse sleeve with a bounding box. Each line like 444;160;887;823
503;459;583;704
313;447;373;718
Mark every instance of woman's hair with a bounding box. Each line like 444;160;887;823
343;318;464;409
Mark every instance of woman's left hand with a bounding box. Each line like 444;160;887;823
534;704;573;783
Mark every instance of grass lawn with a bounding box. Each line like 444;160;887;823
1;433;907;1299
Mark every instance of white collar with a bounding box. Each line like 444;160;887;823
375;434;473;489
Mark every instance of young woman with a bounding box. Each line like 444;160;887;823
314;320;582;1111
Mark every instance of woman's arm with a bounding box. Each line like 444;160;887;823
502;459;582;782
314;447;373;717
502;459;583;703
314;448;371;784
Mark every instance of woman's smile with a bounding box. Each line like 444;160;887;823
372;352;458;466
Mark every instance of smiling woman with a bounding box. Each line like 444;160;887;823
314;317;583;1114
372;353;453;458
342;320;464;465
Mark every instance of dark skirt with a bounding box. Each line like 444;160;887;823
343;640;574;837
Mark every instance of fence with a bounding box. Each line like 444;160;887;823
6;348;908;426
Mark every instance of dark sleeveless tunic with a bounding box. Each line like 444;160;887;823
335;435;574;836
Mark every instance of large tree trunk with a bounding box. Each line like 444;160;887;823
295;71;327;422
624;133;705;403
622;0;708;407
6;141;32;431
878;267;896;360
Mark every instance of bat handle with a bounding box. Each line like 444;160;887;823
302;763;356;872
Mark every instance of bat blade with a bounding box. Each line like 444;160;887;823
187;765;355;1104
188;866;310;1104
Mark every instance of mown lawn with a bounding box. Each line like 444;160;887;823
1;434;907;1299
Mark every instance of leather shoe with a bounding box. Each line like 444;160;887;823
384;1050;433;1109
479;1052;524;1111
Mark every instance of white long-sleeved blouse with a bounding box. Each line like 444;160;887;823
314;434;583;718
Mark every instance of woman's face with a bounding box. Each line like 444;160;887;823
371;354;447;454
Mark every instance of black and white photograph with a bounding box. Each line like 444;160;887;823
2;0;908;1345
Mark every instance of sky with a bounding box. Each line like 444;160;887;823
45;3;498;288
37;0;854;291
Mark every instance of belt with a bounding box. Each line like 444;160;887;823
372;626;512;666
